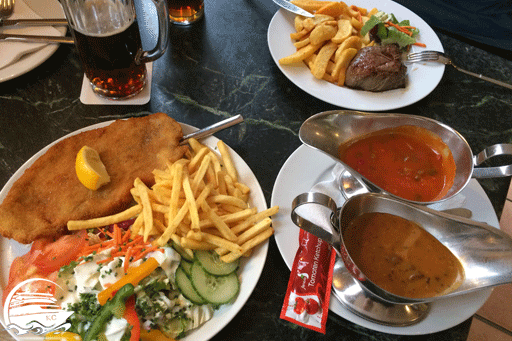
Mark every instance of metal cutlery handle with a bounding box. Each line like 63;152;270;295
452;65;512;90
272;0;314;17
180;115;244;145
0;33;74;44
0;18;68;27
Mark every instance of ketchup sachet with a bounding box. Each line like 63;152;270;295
280;229;336;334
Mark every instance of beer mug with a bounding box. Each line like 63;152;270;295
59;0;170;99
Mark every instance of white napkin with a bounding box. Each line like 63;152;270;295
80;62;152;105
0;0;63;70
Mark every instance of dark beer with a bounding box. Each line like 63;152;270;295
72;20;146;99
168;0;204;24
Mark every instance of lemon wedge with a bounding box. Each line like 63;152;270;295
75;146;111;190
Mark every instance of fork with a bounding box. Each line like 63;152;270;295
405;50;512;90
0;0;14;20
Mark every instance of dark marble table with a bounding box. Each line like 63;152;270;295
1;0;512;340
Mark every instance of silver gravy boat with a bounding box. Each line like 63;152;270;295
299;110;512;205
291;192;512;305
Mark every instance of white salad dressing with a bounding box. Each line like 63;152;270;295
103;317;129;341
57;247;180;308
55;243;219;339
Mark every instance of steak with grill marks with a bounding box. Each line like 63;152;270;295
345;44;407;92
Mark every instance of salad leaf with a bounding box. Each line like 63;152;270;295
382;27;418;47
359;11;421;48
360;11;388;36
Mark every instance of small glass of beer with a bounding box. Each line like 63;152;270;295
168;0;204;25
60;0;170;99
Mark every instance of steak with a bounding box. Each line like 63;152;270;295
345;44;407;92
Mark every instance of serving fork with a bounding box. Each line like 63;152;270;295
405;50;512;90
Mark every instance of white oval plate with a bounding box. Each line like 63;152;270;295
267;0;445;111
0;0;67;83
0;120;268;341
271;144;498;335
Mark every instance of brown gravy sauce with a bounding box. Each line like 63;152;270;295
343;212;465;299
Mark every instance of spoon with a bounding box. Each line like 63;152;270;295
180;115;244;145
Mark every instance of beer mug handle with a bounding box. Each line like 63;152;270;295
136;0;170;63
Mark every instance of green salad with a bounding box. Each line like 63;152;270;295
361;11;423;48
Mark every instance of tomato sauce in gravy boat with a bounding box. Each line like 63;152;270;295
299;110;512;205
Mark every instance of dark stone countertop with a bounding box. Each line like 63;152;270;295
1;0;512;340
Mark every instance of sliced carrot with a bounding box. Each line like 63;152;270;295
77;225;163;271
132;246;159;262
124;247;133;272
125;236;144;248
97;257;114;265
104;229;115;240
413;42;426;47
386;21;413;36
122;230;132;243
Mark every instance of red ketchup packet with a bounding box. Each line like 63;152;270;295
280;229;336;334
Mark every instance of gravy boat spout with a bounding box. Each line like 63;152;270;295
299;110;512;205
292;192;512;304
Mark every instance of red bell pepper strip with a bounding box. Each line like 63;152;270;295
124;296;140;341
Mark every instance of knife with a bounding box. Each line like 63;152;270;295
0;34;74;44
0;18;68;27
272;0;314;17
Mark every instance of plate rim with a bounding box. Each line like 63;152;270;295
0;117;269;341
0;0;67;83
270;143;497;335
267;0;446;111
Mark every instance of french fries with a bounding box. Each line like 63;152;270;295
67;137;279;264
279;0;378;86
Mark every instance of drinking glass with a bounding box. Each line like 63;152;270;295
167;0;204;25
59;0;170;99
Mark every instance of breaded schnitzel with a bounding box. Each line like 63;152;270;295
0;113;188;244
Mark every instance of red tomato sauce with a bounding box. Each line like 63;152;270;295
338;125;456;202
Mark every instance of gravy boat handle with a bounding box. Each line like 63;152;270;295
472;143;512;178
291;192;341;251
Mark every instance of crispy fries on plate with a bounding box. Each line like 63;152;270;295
279;0;379;86
68;137;279;264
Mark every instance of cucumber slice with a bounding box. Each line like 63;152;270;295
180;260;192;276
172;241;194;262
175;266;206;305
195;250;239;275
191;261;239;304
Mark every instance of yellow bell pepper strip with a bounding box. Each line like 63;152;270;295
140;329;178;341
123;296;140;341
84;283;135;341
45;331;82;341
98;257;159;305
